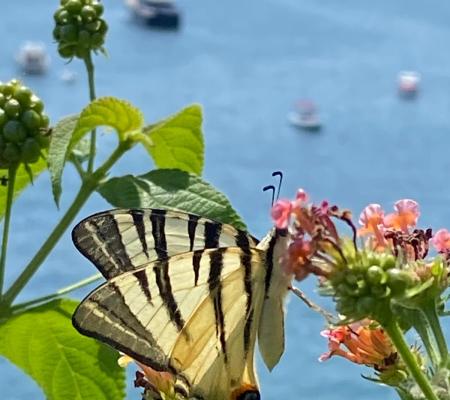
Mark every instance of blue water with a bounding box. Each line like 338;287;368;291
2;0;450;398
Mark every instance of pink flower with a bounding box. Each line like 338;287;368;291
432;229;450;253
384;199;420;232
319;322;396;368
294;188;309;205
358;204;386;247
271;199;292;229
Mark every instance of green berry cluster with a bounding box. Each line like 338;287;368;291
330;251;416;322
53;0;107;59
0;80;50;168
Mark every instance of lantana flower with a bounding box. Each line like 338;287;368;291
319;321;397;370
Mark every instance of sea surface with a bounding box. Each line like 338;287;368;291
1;0;450;399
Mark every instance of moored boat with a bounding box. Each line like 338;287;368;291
126;0;180;30
288;100;321;131
15;41;50;75
398;71;420;98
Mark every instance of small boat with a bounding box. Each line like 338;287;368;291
288;100;321;131
15;41;50;75
126;0;181;30
398;71;420;98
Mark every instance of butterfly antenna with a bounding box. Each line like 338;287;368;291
272;170;283;200
262;184;276;206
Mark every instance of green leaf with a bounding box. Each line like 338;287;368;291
0;157;48;221
69;97;144;151
98;168;246;230
48;114;79;207
143;105;204;175
0;299;125;400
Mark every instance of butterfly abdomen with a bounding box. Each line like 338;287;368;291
232;384;260;400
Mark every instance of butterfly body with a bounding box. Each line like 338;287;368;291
72;209;290;400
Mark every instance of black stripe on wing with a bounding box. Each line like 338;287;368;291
72;212;135;278
236;230;254;356
208;248;228;364
154;259;186;332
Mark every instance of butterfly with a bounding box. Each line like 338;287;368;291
72;207;291;400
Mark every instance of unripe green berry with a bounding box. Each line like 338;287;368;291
85;20;101;33
40;114;49;128
92;2;104;16
3;143;20;162
81;5;96;21
21;110;41;130
65;0;83;14
3;121;27;143
4;99;21;118
90;32;104;47
14;86;33;107
54;8;70;23
371;285;391;298
387;269;413;295
78;30;91;47
21;138;41;163
30;96;44;113
2;82;15;98
366;265;387;285
58;44;75;58
356;296;376;315
60;24;78;42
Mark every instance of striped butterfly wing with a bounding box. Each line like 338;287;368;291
72;209;291;399
72;209;259;279
73;247;268;399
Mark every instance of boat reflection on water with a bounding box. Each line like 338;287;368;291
126;0;181;30
398;70;420;99
288;99;322;131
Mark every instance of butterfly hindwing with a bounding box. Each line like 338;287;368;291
72;209;259;279
73;246;269;399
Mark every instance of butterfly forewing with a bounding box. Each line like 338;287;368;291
72;209;259;279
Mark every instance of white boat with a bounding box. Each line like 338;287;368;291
288;100;321;131
15;41;49;75
398;71;420;97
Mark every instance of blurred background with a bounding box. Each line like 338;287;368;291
2;0;450;398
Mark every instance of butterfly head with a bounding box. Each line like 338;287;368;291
231;384;260;400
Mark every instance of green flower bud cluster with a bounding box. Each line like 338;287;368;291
53;0;107;59
0;80;50;168
330;251;416;322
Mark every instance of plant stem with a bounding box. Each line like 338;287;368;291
422;299;448;365
83;51;97;174
0;164;18;297
384;320;438;400
9;272;102;314
0;142;130;309
412;310;440;368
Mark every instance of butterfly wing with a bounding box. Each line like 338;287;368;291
72;208;259;279
72;247;268;400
